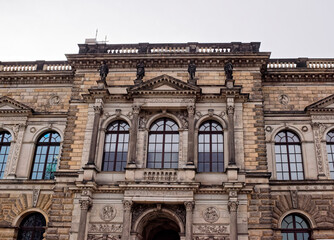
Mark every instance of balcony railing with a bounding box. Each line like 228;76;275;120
267;58;334;69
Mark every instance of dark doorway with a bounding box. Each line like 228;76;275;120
152;229;180;240
143;217;180;240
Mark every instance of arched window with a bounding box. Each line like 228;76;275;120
31;132;60;180
326;130;334;179
102;120;129;171
281;214;311;240
17;212;46;240
275;131;304;180
147;118;179;169
198;120;224;172
0;131;11;179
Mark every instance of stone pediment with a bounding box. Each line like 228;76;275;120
128;75;200;96
0;96;33;115
305;94;334;112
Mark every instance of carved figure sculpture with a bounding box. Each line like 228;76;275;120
99;61;109;81
136;62;145;80
188;61;196;80
224;62;233;79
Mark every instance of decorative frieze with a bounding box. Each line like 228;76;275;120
196;225;227;234
89;224;122;233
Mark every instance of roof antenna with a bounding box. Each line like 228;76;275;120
95;29;98;39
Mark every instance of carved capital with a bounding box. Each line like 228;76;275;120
184;201;194;212
132;105;141;115
187;105;195;115
228;201;239;212
80;199;92;210
227;105;234;115
123;200;133;211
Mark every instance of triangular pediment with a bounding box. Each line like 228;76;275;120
0;96;33;114
128;74;200;96
305;94;334;112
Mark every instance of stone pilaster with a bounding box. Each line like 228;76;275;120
187;105;195;165
129;105;140;165
77;198;92;240
228;199;239;240
311;122;327;178
7;123;26;178
184;201;194;240
227;97;236;166
87;98;103;165
122;200;133;240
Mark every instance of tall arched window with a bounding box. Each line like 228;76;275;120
326;130;334;179
31;132;60;180
275;131;304;180
147;118;179;169
102;120;129;171
0;131;11;179
17;212;46;240
281;214;311;240
198;120;224;172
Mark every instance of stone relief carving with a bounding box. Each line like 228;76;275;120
177;111;189;129
115;109;121;117
87;234;121;240
228;201;239;212
312;122;327;174
290;190;298;209
9;124;25;175
203;207;220;223
79;199;92;210
194;237;227;240
89;224;122;233
100;205;116;222
49;94;60;106
32;188;41;208
278;94;289;105
196;225;227;234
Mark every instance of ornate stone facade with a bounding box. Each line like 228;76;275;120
0;40;334;240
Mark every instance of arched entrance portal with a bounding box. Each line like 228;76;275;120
132;208;184;240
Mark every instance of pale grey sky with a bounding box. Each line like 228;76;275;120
0;0;333;61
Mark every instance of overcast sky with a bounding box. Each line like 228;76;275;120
1;0;333;61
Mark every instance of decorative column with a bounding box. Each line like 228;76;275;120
87;99;103;165
227;98;236;165
77;199;92;240
187;106;195;165
7;123;26;178
129;106;140;165
122;200;133;240
184;201;194;240
228;199;239;240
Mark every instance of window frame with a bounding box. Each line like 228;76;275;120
274;130;304;180
17;212;46;240
102;120;130;172
30;131;61;180
326;130;334;179
281;213;311;240
0;131;11;179
147;117;179;169
197;120;224;172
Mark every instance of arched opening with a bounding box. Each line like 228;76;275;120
144;217;180;240
133;208;184;240
17;212;46;240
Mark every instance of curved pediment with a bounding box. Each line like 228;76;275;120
0;96;33;115
127;75;200;96
305;94;334;112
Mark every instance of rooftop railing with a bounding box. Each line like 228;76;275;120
267;58;334;69
78;42;261;54
0;61;72;72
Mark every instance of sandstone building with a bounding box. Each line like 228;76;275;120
0;40;333;240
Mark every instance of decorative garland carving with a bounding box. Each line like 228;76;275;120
311;122;327;175
196;225;227;234
89;224;122;233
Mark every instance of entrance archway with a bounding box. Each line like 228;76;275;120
132;208;184;240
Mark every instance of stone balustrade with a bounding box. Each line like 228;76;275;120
268;58;334;69
267;61;297;69
308;60;334;69
0;61;72;72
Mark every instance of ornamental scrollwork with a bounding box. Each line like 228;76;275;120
89;224;122;233
202;207;220;223
197;225;227;234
